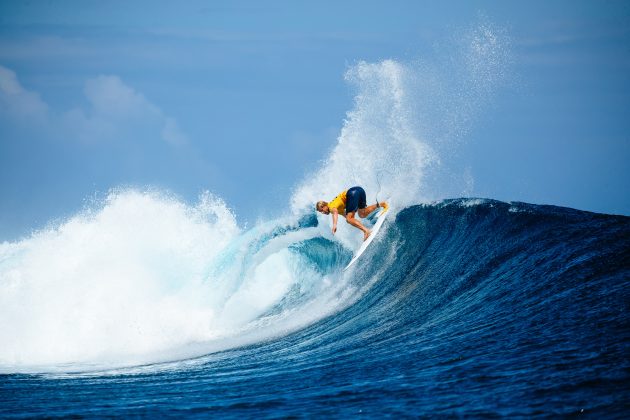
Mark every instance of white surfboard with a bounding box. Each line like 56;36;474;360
343;205;391;271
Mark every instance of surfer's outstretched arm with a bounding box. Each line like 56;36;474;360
331;208;339;235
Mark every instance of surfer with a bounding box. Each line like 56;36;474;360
316;186;388;241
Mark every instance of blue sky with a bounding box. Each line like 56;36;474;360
1;0;629;240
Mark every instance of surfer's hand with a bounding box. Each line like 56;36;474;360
332;225;337;235
363;229;371;241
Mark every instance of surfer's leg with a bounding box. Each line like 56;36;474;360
359;201;388;218
345;212;371;241
356;187;383;218
358;204;378;218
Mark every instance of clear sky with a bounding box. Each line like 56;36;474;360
1;0;629;240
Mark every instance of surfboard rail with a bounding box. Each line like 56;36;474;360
343;204;390;271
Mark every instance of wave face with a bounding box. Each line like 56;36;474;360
1;199;629;416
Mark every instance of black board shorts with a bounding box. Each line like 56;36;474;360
346;186;367;214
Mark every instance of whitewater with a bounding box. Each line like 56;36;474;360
1;22;629;417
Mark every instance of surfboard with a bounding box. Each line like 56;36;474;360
343;204;391;271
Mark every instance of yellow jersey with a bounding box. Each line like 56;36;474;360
328;190;347;215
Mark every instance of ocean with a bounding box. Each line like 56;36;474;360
1;197;628;417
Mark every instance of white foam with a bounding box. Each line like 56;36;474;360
0;189;361;373
0;190;237;369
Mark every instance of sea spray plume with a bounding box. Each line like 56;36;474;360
407;17;512;198
291;18;512;219
446;16;512;145
465;18;512;100
418;16;512;147
291;60;435;220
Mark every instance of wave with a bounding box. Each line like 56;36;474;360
1;195;627;376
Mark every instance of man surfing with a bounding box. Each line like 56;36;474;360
316;186;388;241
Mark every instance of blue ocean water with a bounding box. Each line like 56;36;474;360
1;198;628;417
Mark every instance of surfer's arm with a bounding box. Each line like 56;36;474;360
331;208;339;234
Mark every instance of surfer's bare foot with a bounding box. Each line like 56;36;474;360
363;229;371;241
